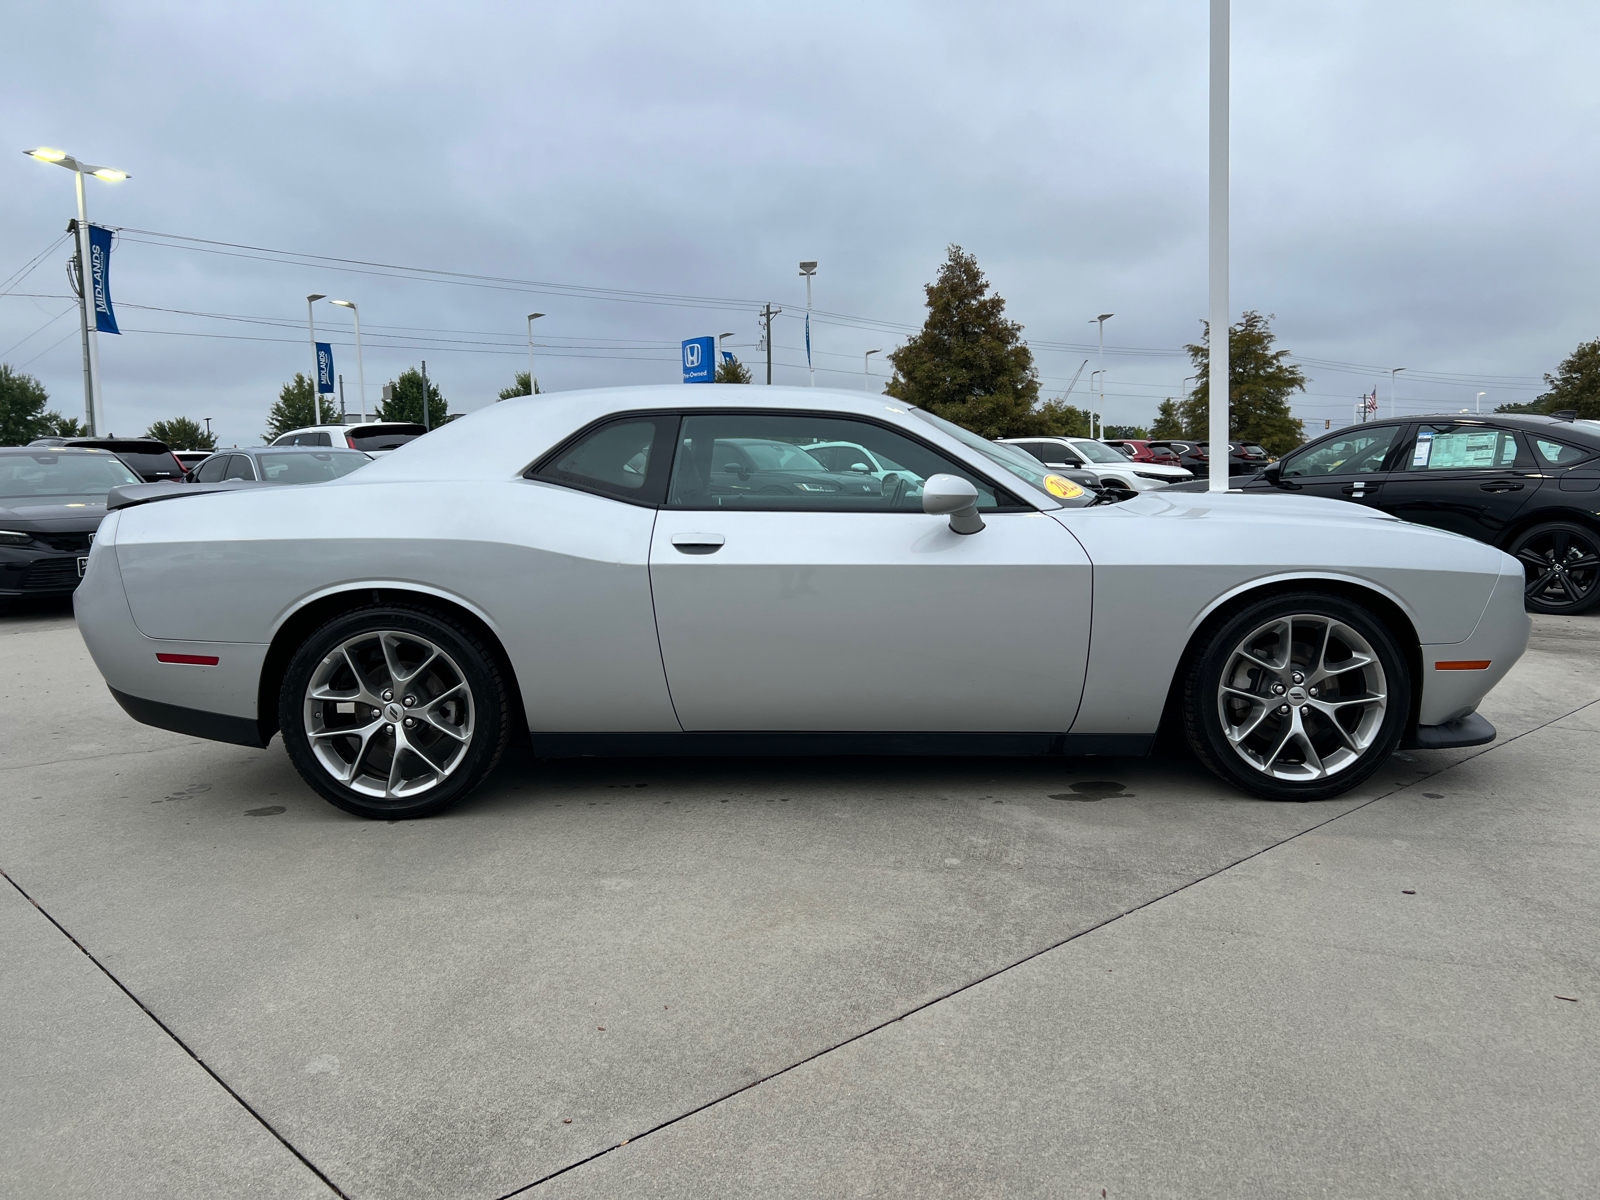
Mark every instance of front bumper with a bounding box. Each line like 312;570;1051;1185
0;547;90;596
1404;711;1496;750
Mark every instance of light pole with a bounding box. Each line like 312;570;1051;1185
864;349;881;391
799;261;818;386
1207;0;1230;492
718;331;736;380
1088;313;1114;438
1090;370;1105;435
306;294;326;414
522;313;544;398
330;300;366;421
1476;391;1486;415
24;148;130;436
1389;367;1406;420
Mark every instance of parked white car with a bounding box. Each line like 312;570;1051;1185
77;386;1527;820
272;421;428;455
1000;436;1193;487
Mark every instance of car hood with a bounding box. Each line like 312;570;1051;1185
0;501;110;530
1115;487;1481;538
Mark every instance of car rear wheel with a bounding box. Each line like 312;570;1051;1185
1182;592;1411;801
280;605;511;819
1508;522;1600;614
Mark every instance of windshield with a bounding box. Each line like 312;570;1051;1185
907;409;1088;506
0;452;140;501
1069;439;1132;464
256;451;371;483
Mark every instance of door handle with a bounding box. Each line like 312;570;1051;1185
671;532;725;555
1340;482;1380;495
1478;481;1523;492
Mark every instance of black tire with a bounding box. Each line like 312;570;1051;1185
1182;592;1412;802
1507;521;1600;615
279;605;511;819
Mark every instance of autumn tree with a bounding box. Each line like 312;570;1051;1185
498;370;542;400
888;245;1060;438
380;368;448;426
264;373;338;442
1180;311;1306;455
147;416;216;450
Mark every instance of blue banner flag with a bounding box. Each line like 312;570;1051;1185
86;224;119;335
681;336;714;383
315;342;335;394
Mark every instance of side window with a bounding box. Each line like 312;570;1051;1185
666;413;1018;511
194;455;229;483
223;455;255;480
1408;425;1522;471
1282;426;1401;478
531;415;674;504
1533;437;1590;467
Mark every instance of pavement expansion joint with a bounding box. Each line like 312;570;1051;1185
496;691;1600;1197
0;864;349;1199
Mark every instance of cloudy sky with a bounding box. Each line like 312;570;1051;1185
3;1;1596;446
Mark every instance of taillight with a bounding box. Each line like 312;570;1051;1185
171;453;186;476
346;435;357;449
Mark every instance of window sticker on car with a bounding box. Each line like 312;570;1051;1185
1411;431;1434;467
1043;474;1084;499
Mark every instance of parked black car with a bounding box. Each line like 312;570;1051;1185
0;447;139;599
28;436;188;483
1169;413;1600;614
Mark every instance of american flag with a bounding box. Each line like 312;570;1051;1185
1365;387;1378;415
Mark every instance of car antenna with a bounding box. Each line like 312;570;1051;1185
1552;409;1577;422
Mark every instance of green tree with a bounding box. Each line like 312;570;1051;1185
1150;398;1183;439
47;414;86;437
264;373;338;442
715;354;753;384
1179;311;1306;455
380;368;448;426
1102;424;1149;440
1509;337;1600;419
1037;400;1091;437
0;364;55;446
147;416;217;450
887;245;1053;438
498;370;542;400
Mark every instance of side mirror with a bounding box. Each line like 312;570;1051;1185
849;462;871;473
1260;460;1288;487
922;473;985;534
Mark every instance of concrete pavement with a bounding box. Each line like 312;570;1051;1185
2;598;1596;1198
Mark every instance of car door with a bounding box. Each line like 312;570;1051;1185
649;411;1094;733
1378;422;1543;540
1272;423;1406;509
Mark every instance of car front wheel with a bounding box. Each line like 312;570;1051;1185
1508;522;1600;614
1182;592;1411;801
279;605;511;819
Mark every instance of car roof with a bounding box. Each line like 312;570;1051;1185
0;445;119;456
63;437;170;452
1304;413;1600;449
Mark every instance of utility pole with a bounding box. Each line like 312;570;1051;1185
420;360;430;431
760;303;782;384
66;219;93;433
338;374;346;422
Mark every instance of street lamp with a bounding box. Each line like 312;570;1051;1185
718;331;736;379
1090;370;1105;435
799;261;818;386
1390;367;1406;419
523;313;545;398
864;348;881;391
1476;391;1486;415
330;300;366;421
24;147;131;436
1089;313;1113;438
1207;0;1231;492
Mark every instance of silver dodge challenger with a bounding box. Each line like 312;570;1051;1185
76;387;1530;820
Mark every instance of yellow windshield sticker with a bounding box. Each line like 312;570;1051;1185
1044;474;1084;499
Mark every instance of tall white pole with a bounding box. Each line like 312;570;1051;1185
306;295;321;414
1208;0;1231;492
806;274;814;387
864;348;881;390
351;306;366;422
75;169;105;437
526;312;544;397
1390;367;1405;420
1476;390;1485;414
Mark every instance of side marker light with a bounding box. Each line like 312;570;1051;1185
156;653;220;666
1435;660;1491;671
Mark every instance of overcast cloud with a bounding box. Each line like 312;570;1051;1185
3;0;1597;446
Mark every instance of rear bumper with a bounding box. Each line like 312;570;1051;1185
109;687;270;747
1403;711;1496;750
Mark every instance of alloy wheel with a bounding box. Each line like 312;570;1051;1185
302;630;475;799
1216;614;1388;781
1515;527;1600;610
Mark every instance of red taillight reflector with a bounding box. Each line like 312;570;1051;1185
1435;660;1491;671
156;653;220;666
347;435;357;448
